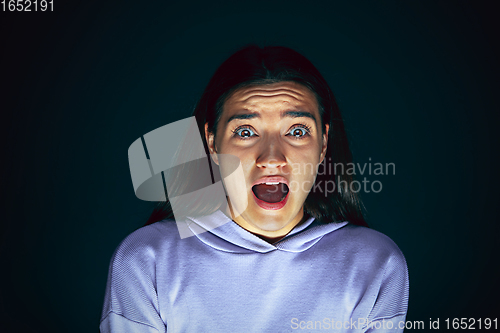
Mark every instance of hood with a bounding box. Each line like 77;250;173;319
185;210;348;254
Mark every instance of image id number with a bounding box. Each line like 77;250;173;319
445;318;498;330
2;0;54;11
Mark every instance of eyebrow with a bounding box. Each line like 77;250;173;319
227;110;317;124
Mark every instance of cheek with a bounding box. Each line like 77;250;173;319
240;157;256;180
289;151;321;176
217;148;253;185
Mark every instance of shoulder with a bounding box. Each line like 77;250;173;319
110;220;181;266
101;222;178;330
339;224;403;250
331;226;410;320
326;223;407;268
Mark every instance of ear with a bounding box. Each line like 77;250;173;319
319;124;329;164
205;122;219;165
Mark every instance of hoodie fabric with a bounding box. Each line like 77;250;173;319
100;210;409;332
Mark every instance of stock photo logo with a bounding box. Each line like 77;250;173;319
127;117;246;239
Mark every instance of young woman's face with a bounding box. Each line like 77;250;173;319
206;81;329;239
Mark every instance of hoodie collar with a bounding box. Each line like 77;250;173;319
186;210;348;254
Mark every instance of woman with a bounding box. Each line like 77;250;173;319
100;45;409;332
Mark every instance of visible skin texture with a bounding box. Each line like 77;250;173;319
205;81;329;242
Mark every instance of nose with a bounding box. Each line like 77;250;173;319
255;140;287;169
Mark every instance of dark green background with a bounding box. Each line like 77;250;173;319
1;1;499;332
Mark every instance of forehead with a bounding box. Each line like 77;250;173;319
223;81;319;113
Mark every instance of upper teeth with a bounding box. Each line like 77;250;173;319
265;182;280;185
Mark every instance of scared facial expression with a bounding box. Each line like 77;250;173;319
206;81;329;240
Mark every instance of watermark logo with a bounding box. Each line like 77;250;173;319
264;157;395;196
128;117;245;238
291;317;414;330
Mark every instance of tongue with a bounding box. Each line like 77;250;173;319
252;184;289;203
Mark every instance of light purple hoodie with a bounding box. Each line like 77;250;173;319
100;210;409;332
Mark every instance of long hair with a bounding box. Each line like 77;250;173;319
145;45;367;227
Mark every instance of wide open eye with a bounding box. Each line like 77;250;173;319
287;125;311;138
234;126;257;139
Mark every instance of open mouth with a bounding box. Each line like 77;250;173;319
251;183;289;203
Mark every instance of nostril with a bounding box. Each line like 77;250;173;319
256;158;287;168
